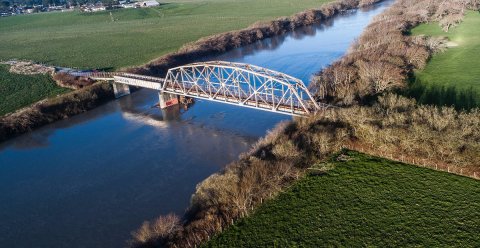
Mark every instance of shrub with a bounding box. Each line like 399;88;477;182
53;72;95;89
129;1;480;247
311;0;478;105
131;214;180;247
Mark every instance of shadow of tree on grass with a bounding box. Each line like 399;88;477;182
404;78;479;111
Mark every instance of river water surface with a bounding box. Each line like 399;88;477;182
0;2;392;247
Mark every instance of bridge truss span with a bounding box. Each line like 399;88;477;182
87;61;327;116
163;61;321;116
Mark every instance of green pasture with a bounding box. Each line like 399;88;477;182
205;151;480;247
0;65;70;115
0;0;332;70
409;11;480;109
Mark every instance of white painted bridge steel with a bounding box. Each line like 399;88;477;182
88;61;326;116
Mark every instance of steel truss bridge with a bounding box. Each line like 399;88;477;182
88;61;327;116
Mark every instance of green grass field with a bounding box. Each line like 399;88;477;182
205;151;480;247
0;65;70;115
0;0;332;70
409;11;480;109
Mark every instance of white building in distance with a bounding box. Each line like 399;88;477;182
137;0;160;7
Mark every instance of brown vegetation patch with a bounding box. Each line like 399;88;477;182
338;94;479;174
52;72;95;89
311;0;479;105
130;1;480;247
131;93;480;248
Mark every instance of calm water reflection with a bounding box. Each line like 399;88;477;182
0;2;392;247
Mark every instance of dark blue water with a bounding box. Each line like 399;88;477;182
0;2;392;247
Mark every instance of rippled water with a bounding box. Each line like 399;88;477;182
0;2;392;247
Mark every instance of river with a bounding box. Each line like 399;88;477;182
0;2;392;247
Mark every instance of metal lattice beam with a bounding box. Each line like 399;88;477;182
163;61;322;116
87;61;327;116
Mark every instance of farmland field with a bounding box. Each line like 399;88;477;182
0;0;333;70
0;65;70;115
409;11;480;109
205;151;480;247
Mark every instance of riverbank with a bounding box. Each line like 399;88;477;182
131;0;480;247
133;93;479;247
0;0;380;143
311;0;479;106
1;3;394;247
205;150;480;247
0;83;114;142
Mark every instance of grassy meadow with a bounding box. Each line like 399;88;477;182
409;11;480;109
205;151;480;247
0;65;70;115
0;0;333;70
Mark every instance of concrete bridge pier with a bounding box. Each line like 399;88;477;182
113;82;131;98
159;91;179;109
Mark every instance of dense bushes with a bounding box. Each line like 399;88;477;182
130;1;480;247
335;94;479;172
132;214;181;248
311;0;479;105
131;93;479;248
52;72;95;89
130;114;350;247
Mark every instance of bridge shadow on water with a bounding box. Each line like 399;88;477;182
0;89;261;151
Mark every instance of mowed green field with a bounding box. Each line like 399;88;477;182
0;65;70;115
0;0;332;70
205;151;480;247
410;11;480;108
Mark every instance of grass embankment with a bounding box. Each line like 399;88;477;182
409;11;480;109
0;0;332;70
206;151;480;247
0;65;70;115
